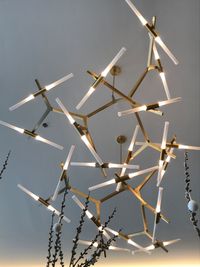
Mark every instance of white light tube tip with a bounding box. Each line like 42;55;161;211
56;97;75;124
76;86;95;110
101;47;126;77
155;36;179;65
9;94;35;111
51;180;61;202
88;179;115;191
161;121;169;150
63;145;75;170
81;135;103;165
128;125;140;151
17;184;39;201
45;73;73;91
125;0;148;26
0;120;25;134
35;135;63;150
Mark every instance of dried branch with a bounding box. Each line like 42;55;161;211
0;151;11;180
184;152;200;238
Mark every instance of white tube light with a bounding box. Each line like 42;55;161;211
9;94;35;111
88;179;116;191
81;135;103;165
56;98;75;124
72;195;93;219
155;36;179;65
70;162;97;167
128;125;140;151
76;47;126;110
125;0;147;26
128;166;158;179
18;184;70;223
0;120;25;134
101;47;126;77
45;73;73;91
35;135;63;150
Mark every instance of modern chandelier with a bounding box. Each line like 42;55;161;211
0;0;199;264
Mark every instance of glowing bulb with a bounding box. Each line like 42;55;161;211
17;184;39;201
76;86;95;110
0;120;25;134
125;0;148;26
45;73;73;91
88;179;115;191
35;135;63;150
9;94;35;111
56;98;75;124
155;36;179;65
101;47;126;77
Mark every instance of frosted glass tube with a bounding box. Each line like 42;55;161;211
125;0;148;26
81;135;103;165
17;184;39;201
0;120;25;134
128;166;158;179
153;43;160;60
88;179;115;191
47;205;71;223
159;72;171;100
163;239;180;246
155;36;179;65
116;166;127;192
52;180;61;202
161;122;169;149
158;97;181;107
105;227;119;236
56;98;75;124
108;246;130;252
108;163;139;169
70;162;96;167
118;105;146;117
178;144;200;151
101;47;126;77
9;94;35;111
72;195;93;219
156;187;163;213
127;239;150;254
45;73;73;91
128;125;140;151
76;86;95;110
63;145;75;170
35;135;63;150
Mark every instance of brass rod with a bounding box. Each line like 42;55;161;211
135;113;150;142
87;98;121;118
128;68;148;98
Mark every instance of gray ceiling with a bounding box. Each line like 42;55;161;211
0;0;199;266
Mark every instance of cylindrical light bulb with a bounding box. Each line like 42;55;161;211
56;98;75;124
155;36;179;65
35;135;63;150
88;179;115;191
76;86;95;110
17;184;39;201
9;94;35;111
0;120;25;134
101;47;126;77
125;0;148;26
45;73;73;91
128;125;140;151
63;145;75;170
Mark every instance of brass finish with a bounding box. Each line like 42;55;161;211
116;135;127;144
110;65;121;76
